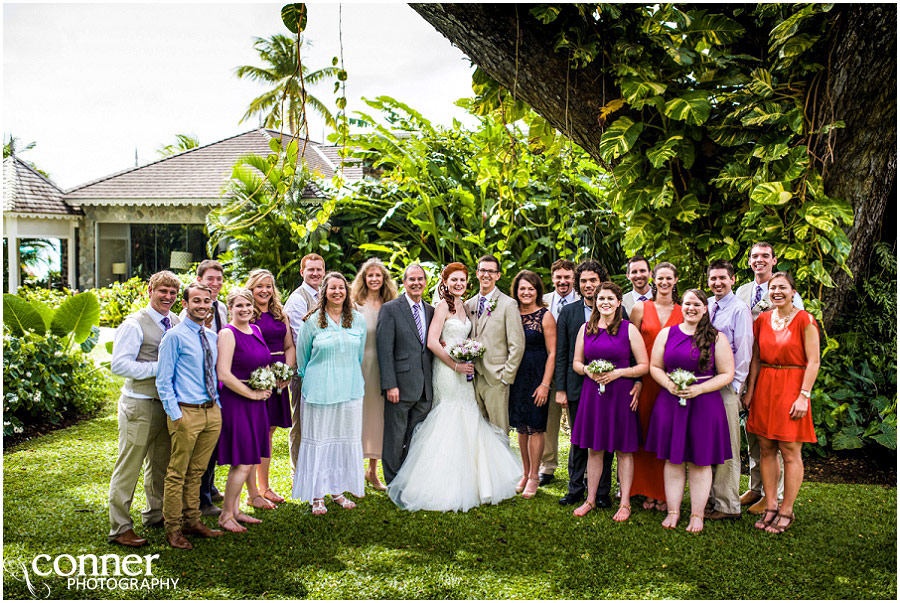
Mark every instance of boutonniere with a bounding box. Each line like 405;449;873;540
753;298;772;312
485;297;498;316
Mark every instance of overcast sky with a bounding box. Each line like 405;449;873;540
3;2;476;189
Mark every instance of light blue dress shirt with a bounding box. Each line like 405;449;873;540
708;292;753;393
156;318;221;421
296;310;366;405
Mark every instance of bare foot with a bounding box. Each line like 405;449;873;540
236;512;262;524
249;495;275;510
612;505;632;522
655;500;668;512
218;515;246;533
661;511;679;529
642;498;656;510
365;471;387;492
573;501;595;517
686;514;704;533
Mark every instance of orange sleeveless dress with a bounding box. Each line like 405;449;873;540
631;301;683;500
747;310;818;443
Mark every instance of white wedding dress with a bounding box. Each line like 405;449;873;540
387;316;522;512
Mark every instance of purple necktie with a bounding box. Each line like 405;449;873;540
638;295;648;302
161;316;172;331
412;303;424;345
478;296;486;318
752;284;763;307
711;301;720;323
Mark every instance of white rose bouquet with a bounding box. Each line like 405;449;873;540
449;339;485;382
269;361;295;393
248;366;277;394
668;368;698;406
586;359;616;393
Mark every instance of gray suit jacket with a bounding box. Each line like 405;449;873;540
376;297;435;402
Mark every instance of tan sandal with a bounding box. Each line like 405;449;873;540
573;500;596;517
612;504;631;522
263;488;285;504
249;494;275;510
765;511;795;534
754;508;779;530
522;478;539;499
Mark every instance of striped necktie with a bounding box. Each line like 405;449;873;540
412;302;425;345
161;316;171;330
197;328;217;400
752;284;763;307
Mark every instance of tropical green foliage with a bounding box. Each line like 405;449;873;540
156;133;200;157
4;292;100;352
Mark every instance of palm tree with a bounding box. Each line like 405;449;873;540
156;133;200;158
235;34;339;136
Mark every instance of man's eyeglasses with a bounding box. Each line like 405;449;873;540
476;269;500;275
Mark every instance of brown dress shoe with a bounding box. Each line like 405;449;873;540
706;510;741;520
748;498;769;515
183;522;223;538
740;490;763;506
166;530;193;550
111;529;148;547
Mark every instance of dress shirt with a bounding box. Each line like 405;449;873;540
404;294;426;341
750;279;804;309
584;302;594;323
630;288;654;304
296;310;366;405
111;305;172;399
156;318;220;421
284;281;319;343
548;290;578;320
708;292;753;394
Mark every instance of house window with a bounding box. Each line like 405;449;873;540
129;224;207;279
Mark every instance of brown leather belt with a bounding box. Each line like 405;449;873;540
178;401;216;408
761;363;806;370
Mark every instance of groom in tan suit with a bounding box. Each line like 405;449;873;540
466;255;526;433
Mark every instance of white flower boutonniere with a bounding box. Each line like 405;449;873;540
485;297;498;316
753;298;772;312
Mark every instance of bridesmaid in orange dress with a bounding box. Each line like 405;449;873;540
628;261;682;512
743;272;820;534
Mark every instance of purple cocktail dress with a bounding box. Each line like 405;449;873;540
218;324;272;466
571;320;640;453
644;324;732;466
256;311;292;428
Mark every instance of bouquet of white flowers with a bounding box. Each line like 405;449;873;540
668;368;698;406
269;361;294;393
586;359;616;393
248;366;277;393
449;339;485;382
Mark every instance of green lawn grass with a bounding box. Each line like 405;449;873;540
3;392;896;600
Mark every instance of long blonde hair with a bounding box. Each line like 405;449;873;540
244;269;285;322
350;258;398;307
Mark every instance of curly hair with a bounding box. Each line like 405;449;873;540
586;281;623;336
683;289;718;371
438;263;468;314
574;259;609;297
510;270;547;307
305;272;355;329
244;269;285;322
350;258;399;307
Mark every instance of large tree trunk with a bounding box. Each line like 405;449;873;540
412;3;895;330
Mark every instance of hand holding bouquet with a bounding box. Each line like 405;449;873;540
586;359;615;393
668;368;698;406
449;339;485;382
270;361;295;393
248;366;276;398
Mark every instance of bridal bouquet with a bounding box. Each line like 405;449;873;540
586;359;615;393
269;361;295;393
248;366;277;393
449;339;485;382
668;368;698;406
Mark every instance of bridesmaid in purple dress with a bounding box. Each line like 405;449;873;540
571;282;649;521
244;269;296;509
644;289;735;533
215;289;273;533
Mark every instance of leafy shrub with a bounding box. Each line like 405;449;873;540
92;277;149;327
17;285;73;308
3;332;114;436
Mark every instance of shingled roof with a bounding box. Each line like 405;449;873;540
3;155;82;218
64;128;362;205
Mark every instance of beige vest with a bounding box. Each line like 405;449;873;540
297;286;317;318
124;308;180;399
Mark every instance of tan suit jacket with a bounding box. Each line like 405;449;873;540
465;289;525;386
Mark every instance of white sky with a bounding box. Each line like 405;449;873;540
2;2;477;189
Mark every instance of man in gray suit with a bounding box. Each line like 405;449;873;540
376;263;435;484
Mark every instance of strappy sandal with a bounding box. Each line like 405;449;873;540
249;494;275;510
754;508;779;530
612;504;632;522
311;499;327;515
662;510;679;529
516;475;528;494
331;494;357;510
263;488;285;504
686;513;705;533
573;500;596;517
765;512;795;534
522;478;539;499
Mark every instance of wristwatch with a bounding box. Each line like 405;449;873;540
800;389;811;399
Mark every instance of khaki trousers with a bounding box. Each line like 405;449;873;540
289;375;302;473
108;395;171;540
710;387;742;515
163;405;221;533
747;430;785;499
539;399;563;474
474;376;510;434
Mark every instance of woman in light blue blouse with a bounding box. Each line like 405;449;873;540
291;272;367;515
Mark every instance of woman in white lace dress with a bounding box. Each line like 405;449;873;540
387;262;522;512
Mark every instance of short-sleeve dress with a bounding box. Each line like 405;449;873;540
218;324;273;466
570;320;640;453
255;311;292;429
747;310;817;443
359;302;385;459
509;307;550;435
644;325;732;466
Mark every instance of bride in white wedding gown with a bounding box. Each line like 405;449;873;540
387;263;522;512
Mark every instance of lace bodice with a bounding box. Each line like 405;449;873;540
432;316;476;409
440;316;472;348
521;308;547;333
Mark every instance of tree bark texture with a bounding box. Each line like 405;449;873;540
413;3;895;330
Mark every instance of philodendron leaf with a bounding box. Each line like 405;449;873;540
750;181;792;205
50;291;101;343
3;294;46;336
663;91;711;126
281;4;307;34
597;116;644;162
